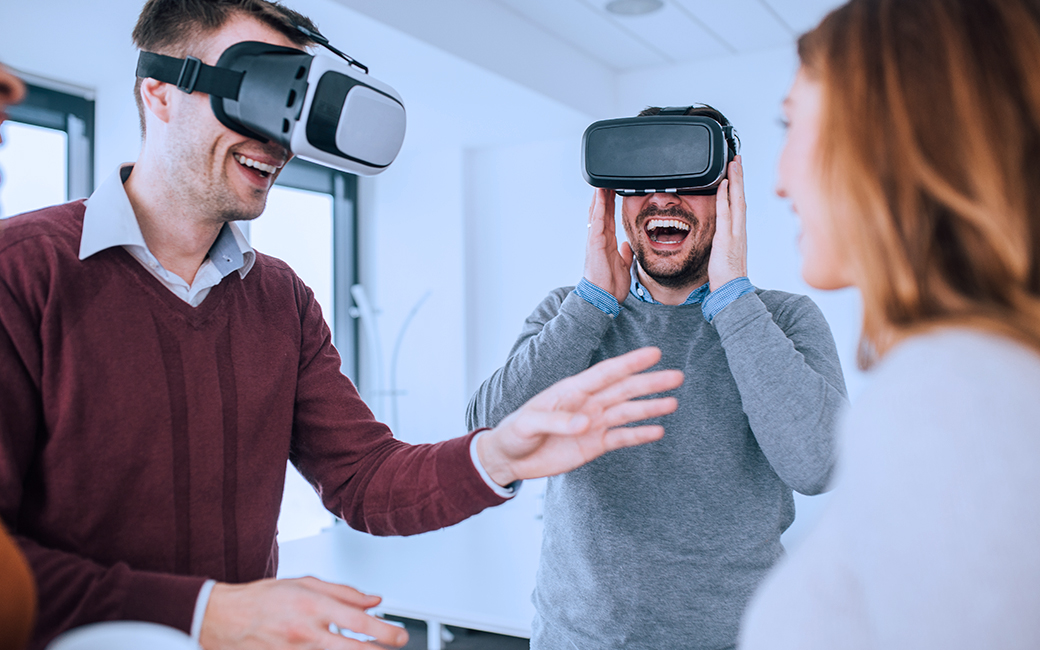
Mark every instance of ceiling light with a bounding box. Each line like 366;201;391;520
605;0;664;16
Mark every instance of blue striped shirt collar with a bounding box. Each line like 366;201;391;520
629;265;709;306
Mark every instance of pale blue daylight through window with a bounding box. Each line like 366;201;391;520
0;121;67;218
250;183;339;543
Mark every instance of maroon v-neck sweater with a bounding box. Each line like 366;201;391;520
0;201;505;648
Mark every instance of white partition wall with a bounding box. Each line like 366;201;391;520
2;0;860;640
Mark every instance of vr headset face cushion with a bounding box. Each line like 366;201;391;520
582;115;732;194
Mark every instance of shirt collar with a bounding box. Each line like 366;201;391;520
629;263;710;306
80;164;256;279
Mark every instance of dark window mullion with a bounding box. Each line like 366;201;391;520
273;159;359;384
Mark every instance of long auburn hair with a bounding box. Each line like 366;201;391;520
798;0;1040;367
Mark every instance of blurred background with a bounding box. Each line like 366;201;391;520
0;1;854;646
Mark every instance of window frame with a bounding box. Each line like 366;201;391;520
4;75;95;201
255;158;361;384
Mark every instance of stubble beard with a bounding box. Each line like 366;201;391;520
627;204;712;289
167;126;270;224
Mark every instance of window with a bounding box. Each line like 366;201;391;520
0;78;94;218
245;158;360;542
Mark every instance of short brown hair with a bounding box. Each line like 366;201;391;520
798;0;1040;367
131;0;318;136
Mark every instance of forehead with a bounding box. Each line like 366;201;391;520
196;14;301;64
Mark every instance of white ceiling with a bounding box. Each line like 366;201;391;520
332;0;843;116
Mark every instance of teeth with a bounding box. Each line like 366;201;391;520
646;219;690;231
234;154;278;175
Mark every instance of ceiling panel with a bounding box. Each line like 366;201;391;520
587;0;731;65
673;0;793;52
493;0;669;71
762;0;844;35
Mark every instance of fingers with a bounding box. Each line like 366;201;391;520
321;608;409;649
586;367;684;409
298;576;381;608
728;155;747;234
715;179;732;235
716;156;747;237
295;578;405;648
320;621;409;650
588;189;609;233
541;347;664;401
598;396;679;430
600;424;666;452
200;578;406;650
620;240;633;268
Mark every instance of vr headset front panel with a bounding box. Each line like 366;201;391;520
141;40;407;176
582;115;731;194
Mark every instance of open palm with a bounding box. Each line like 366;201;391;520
478;347;682;485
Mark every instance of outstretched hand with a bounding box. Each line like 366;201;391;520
583;188;633;303
477;347;683;486
708;155;748;291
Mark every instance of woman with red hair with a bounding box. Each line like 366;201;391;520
740;0;1040;647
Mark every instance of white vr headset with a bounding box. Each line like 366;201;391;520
136;28;406;176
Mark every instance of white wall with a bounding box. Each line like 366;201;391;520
463;137;592;394
2;0;865;618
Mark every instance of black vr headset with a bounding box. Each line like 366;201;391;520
136;27;406;176
582;107;738;195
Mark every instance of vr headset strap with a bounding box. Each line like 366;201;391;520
136;52;244;99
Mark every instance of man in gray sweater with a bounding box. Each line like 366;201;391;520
467;105;848;650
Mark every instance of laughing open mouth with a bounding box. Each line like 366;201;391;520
645;218;691;245
234;153;280;179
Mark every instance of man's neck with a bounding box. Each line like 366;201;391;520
123;157;224;286
635;264;707;306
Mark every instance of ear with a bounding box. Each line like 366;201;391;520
139;77;174;125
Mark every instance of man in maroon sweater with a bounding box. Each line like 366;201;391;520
0;1;683;649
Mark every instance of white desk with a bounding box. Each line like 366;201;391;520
278;478;545;649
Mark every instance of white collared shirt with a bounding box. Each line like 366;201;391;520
80;165;255;307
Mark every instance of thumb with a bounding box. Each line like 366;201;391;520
620;241;634;268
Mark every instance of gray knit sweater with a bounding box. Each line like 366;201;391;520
467;287;848;650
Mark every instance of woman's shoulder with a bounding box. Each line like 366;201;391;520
843;327;1040;483
874;327;1040;395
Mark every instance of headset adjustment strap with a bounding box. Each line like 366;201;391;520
136;51;244;98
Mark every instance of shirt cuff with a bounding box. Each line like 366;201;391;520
702;277;755;322
470;431;520;498
191;579;217;642
574;278;621;318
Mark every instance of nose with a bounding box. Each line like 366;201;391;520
646;192;681;208
775;163;788;199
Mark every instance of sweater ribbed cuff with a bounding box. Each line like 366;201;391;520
120;570;209;634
